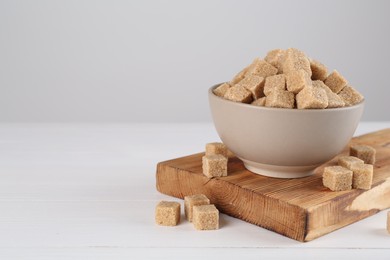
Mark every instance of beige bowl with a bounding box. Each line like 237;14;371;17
209;84;365;178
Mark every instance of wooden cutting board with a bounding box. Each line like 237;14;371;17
156;129;390;242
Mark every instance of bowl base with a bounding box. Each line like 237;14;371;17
241;159;318;179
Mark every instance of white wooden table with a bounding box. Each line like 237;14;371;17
0;122;389;259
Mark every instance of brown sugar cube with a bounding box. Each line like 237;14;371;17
230;66;250;85
193;204;219;230
205;142;228;157
313;80;345;108
324;70;348;93
247;58;278;78
251;97;266;107
296;84;328;109
265;89;294;109
236;74;265;99
286;70;311;94
264;49;285;73
387;211;390;234
264;74;286;96
202;155;228;178
338;156;364;170
155;201;181;226
184;194;210;222
338;85;364;106
350;145;376;164
351;164;374;190
213;82;231;97
281;48;312;76
310;59;328;81
224;85;253;103
323;166;353;191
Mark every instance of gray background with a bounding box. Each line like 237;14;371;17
1;0;389;122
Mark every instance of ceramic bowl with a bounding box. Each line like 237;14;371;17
208;84;364;178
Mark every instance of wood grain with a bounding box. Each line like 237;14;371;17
156;129;390;242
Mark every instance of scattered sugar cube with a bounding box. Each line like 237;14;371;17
251;97;266;107
282;48;312;76
237;74;265;99
224;85;253;103
213;82;231;97
193;204;219;230
264;74;286;96
310;59;328;81
351;164;374;190
265;89;294;108
286;70;311;94
296;84;328;109
387;212;390;234
323;166;353;191
184;194;210;222
313;80;345;108
338;85;364;106
350;145;376;165
248;58;278;78
202;155;228;178
324;70;348;93
265;49;285;73
206;142;228;157
338;156;364;170
155;201;181;226
230;66;249;85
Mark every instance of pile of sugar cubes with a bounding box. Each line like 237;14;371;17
155;142;230;230
323;145;376;191
213;48;364;109
155;194;219;230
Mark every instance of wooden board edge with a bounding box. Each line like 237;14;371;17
156;161;308;242
304;177;390;241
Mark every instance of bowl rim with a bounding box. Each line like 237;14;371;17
209;83;365;112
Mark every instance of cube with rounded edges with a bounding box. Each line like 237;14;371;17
247;58;278;78
224;85;252;103
236;74;265;99
202;155;228;178
351;164;374;190
313;80;345;108
323;166;353;191
296;84;328;109
230;66;249;85
213;83;231;97
265;89;294;109
338;156;364;170
324;70;348;93
184;194;210;222
251;97;266;107
310;59;328;81
286;70;311;94
155;201;181;226
350;145;376;164
205;142;228;158
265;49;285;73
193;204;219;230
338;85;364;106
281;48;312;76
264;74;286;96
